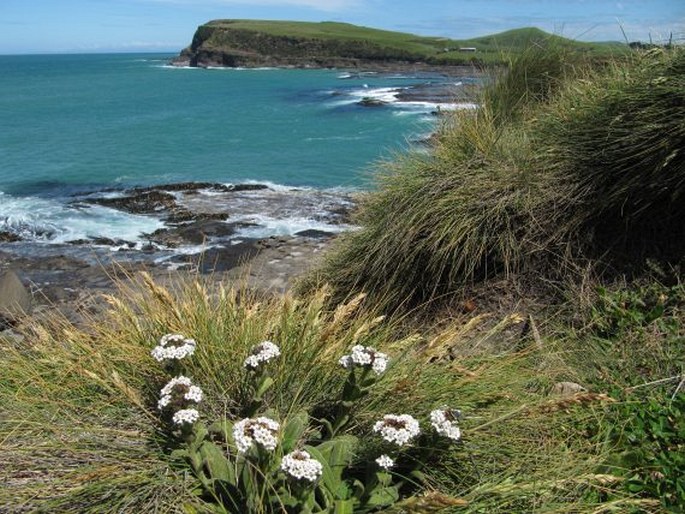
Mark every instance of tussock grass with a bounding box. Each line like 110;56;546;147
3;43;680;514
312;45;684;314
537;47;685;264
311;42;583;311
0;272;639;512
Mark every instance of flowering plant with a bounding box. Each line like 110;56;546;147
151;333;196;363
151;334;465;512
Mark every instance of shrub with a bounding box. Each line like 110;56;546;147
153;334;466;512
608;393;685;510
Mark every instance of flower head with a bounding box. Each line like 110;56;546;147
339;345;389;375
158;375;203;411
373;414;420;446
151;333;196;362
243;341;281;370
172;408;200;425
281;450;323;482
375;454;395;470
430;408;462;441
233;416;280;454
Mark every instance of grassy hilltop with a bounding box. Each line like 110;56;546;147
175;20;625;68
2;36;683;513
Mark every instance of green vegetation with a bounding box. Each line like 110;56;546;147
313;44;685;312
2;38;684;513
5;272;676;512
179;21;627;67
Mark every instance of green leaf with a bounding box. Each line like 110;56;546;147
208;420;234;441
316;435;358;485
255;376;275;400
282;410;309;453
303;445;341;496
200;441;236;486
364;485;399;508
409;469;428;484
170;448;188;461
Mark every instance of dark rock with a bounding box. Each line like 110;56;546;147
163;208;196;224
225;183;270;192
358;96;387;107
294;229;334;239
86;190;177;215
0;270;32;327
165;211;229;224
145;220;244;247
132;182;269;194
168;240;261;273
67;237;128;246
0;231;22;243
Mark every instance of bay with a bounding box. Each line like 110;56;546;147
0;53;476;249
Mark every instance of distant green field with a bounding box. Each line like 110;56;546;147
192;20;628;65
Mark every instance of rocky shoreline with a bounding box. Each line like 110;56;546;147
0;233;334;328
0;181;351;330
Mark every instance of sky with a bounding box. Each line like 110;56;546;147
0;0;683;55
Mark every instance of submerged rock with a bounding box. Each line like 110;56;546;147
0;231;22;243
358;96;388;107
86;190;177;215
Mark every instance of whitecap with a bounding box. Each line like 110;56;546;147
0;194;165;244
231;214;355;239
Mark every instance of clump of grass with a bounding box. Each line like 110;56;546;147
537;47;685;265
311;41;585;312
312;45;684;314
0;272;639;512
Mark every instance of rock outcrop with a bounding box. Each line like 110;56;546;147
172;20;475;70
0;270;32;327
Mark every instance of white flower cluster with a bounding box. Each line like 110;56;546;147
430;408;462;441
157;375;203;410
151;333;197;362
172;408;200;425
338;345;389;375
233;416;280;454
243;341;281;369
373;414;421;446
375;454;395;470
281;450;323;482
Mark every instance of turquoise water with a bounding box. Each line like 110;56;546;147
0;53;474;248
0;53;449;195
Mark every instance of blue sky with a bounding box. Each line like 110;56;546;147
1;0;683;54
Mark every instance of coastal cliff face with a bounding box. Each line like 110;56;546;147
172;21;621;69
173;20;446;69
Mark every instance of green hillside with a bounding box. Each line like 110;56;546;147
175;20;626;68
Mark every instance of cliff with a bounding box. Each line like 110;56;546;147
173;21;622;69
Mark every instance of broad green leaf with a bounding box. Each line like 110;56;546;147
200;441;236;486
208;420;234;442
303;445;340;495
364;485;399;509
318;435;358;474
255;376;275;399
170;448;188;461
282;410;309;453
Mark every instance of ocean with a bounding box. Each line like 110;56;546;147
0;53;478;261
